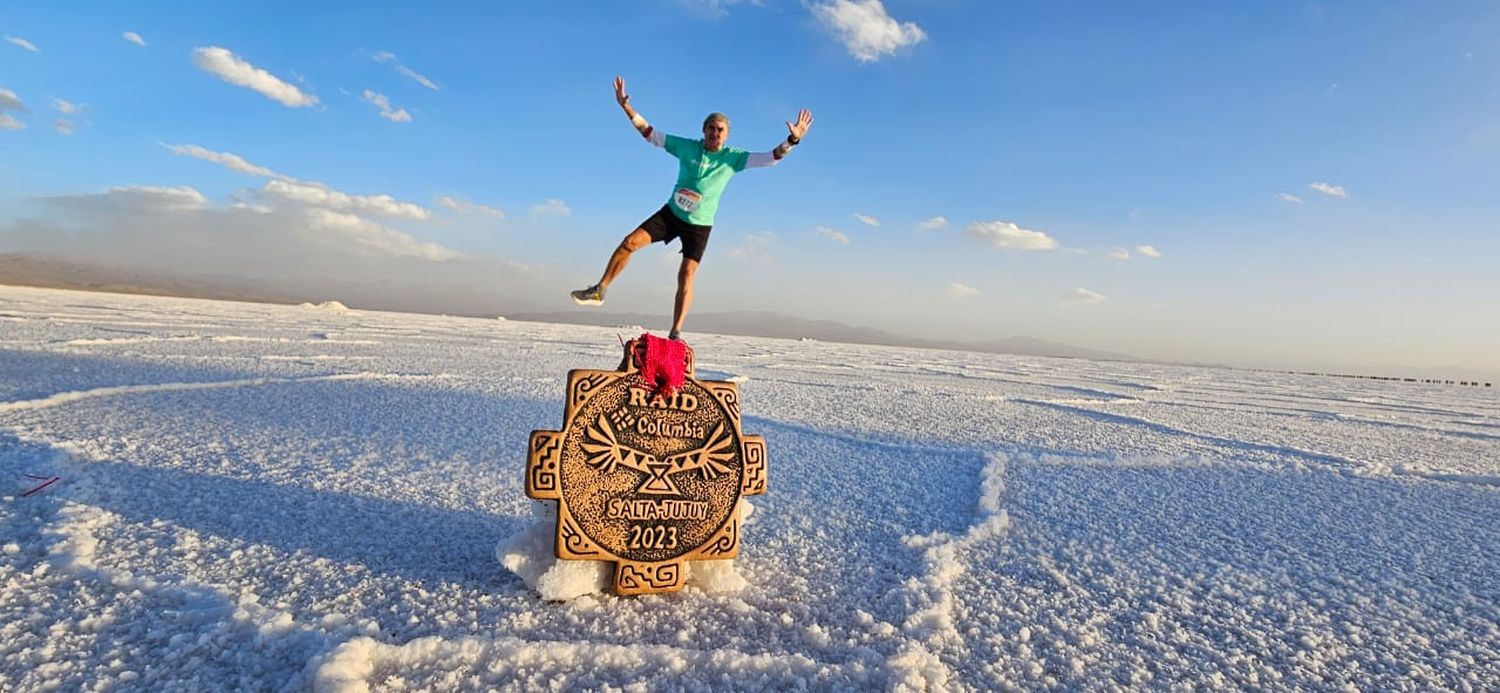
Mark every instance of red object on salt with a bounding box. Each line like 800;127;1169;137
635;333;690;400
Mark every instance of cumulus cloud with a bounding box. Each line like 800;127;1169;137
811;0;926;63
0;184;562;319
817;226;851;245
0;89;24;131
529;198;572;219
35;185;449;261
54;119;73;135
164;143;432;225
192;46;318;108
5;36;39;53
264;179;430;220
50;97;80;115
163;143;286;179
1134;244;1161;258
123;31;147;47
14;185;472;275
916;215;947;231
372;51;440;91
230;201;273;214
361;89;411;122
852;212;879;226
1064;287;1107;304
1308;181;1347;198
437;195;504;219
1105;247;1131;261
303;208;456;261
945;282;979;299
1277;192;1304;204
44;185;210;213
966;220;1058;251
727;231;775;262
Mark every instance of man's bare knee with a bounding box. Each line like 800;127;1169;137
619;228;652;253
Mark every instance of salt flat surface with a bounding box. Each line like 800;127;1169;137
1;285;1496;691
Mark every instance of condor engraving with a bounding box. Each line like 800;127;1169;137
526;338;767;596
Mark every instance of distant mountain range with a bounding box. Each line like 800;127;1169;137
507;309;1130;361
0;251;1128;361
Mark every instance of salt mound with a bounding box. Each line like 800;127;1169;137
299;300;351;312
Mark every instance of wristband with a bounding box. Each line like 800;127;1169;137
787;134;801;146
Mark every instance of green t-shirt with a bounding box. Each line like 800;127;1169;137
664;134;750;226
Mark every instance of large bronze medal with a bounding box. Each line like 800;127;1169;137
526;339;766;596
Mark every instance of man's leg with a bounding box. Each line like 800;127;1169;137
575;228;653;304
599;228;653;290
669;257;699;337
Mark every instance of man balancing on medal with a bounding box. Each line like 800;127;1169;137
570;76;813;341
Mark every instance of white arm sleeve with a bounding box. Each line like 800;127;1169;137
745;151;780;168
646;129;666;148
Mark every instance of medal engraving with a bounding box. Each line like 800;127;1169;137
527;339;766;595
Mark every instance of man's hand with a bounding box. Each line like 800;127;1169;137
786;109;814;141
614;76;630;109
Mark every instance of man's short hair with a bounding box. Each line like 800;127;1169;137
703;112;730;129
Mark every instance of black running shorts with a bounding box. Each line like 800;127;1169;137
639;204;712;262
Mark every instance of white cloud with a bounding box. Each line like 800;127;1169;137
304;208;456;261
0;89;24;131
163;143;286;179
5;36;39;53
1134;244;1161;258
54;119;73;135
1308;181;1347;198
966;220;1059;251
916;215;947;231
24;185;475;276
123;31;147;47
811;0;926;63
852;212;879;226
361;89;412;122
230;202;273;214
529;198;572;219
50;97;80;114
945;282;979;299
1064;287;1107;304
192;46;318;108
727;231;775;262
437;195;504;219
47;185;210;213
264;179;431;221
1277;192;1304;204
1105;247;1131;261
165;142;433;228
372;51;440;91
817;226;851;245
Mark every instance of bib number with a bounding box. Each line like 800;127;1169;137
673;188;702;213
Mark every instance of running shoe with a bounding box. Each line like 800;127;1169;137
570;284;605;306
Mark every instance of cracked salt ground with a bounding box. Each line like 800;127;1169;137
2;285;1498;690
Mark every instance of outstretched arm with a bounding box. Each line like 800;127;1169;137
746;108;814;169
615;76;666;147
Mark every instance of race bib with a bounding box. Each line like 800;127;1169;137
673;188;702;213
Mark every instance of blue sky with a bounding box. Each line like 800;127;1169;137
2;1;1497;374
